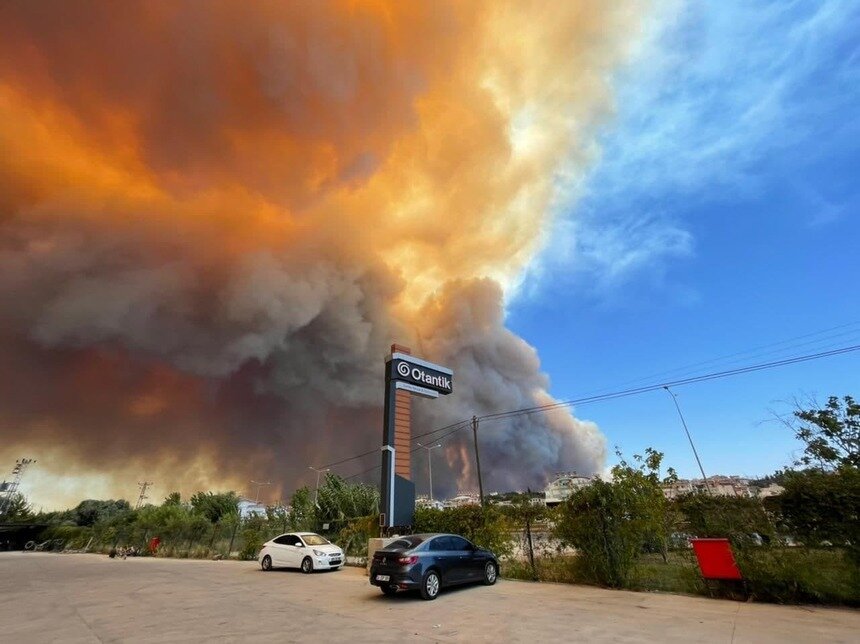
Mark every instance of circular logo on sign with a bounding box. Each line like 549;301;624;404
396;361;411;377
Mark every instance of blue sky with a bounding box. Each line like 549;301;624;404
508;0;860;479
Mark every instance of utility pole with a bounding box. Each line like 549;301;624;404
471;416;485;507
0;458;36;518
663;386;712;494
308;467;329;505
416;443;442;501
134;481;153;510
249;480;271;504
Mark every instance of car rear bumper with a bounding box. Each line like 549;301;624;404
369;566;421;588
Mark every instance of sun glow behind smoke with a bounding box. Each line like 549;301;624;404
0;1;644;507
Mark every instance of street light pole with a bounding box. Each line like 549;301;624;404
472;416;485;507
416;443;442;501
663;386;712;494
308;467;330;505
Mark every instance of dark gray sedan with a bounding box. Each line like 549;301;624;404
369;533;499;600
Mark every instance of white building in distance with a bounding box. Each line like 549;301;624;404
237;497;267;519
544;472;593;506
662;476;771;499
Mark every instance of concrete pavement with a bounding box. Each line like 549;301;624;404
0;552;856;643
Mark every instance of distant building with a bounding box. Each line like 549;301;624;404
237;497;267;519
441;493;480;508
544;472;593;506
415;495;444;510
662;475;754;499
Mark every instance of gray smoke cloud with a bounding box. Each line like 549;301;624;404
0;0;639;506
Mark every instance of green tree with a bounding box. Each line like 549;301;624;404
315;474;379;529
554;448;675;587
73;499;132;527
239;514;268;560
163;492;182;506
782;395;859;470
1;492;32;522
413;505;513;558
190;491;239;524
288;487;316;532
507;492;549;580
675;493;774;548
766;467;859;556
266;504;290;533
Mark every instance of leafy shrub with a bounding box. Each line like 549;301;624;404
766;467;859;563
40;525;93;549
554;450;673;588
239;515;268;560
675;493;775;548
413;505;514;558
736;547;859;606
338;515;378;557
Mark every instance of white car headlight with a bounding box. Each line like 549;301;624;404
313;549;325;557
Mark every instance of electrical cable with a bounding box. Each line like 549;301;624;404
479;343;860;423
330;342;860;481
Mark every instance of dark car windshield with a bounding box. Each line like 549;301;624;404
301;534;330;546
382;536;425;551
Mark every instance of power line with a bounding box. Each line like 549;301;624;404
331;342;860;483
479;344;860;423
315;419;473;475
411;418;472;444
316;447;379;470
573;320;860;400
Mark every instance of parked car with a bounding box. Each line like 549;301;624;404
369;533;499;600
258;532;344;573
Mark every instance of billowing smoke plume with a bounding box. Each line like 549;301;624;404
0;1;642;507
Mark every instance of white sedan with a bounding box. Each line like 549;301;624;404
258;532;344;573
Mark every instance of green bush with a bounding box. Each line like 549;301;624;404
338;515;378;557
554;451;672;589
675;493;775;548
40;525;93;549
503;553;590;584
766;468;859;560
239;515;268;560
736;547;859;606
413;505;514;558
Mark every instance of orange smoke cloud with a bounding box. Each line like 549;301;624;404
0;1;642;508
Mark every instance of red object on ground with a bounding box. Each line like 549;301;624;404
691;538;743;580
148;537;161;554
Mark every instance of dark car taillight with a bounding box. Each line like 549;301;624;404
397;555;418;565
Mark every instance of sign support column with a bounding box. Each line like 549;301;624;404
379;344;453;531
380;367;398;528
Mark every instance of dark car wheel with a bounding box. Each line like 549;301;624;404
483;561;498;585
420;570;441;600
301;557;313;574
380;585;397;596
261;555;272;571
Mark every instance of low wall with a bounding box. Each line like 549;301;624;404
365;537;399;575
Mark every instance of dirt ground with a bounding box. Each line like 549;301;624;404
0;552;857;643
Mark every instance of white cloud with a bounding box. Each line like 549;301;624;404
517;0;860;300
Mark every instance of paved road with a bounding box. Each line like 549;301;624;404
0;552;857;643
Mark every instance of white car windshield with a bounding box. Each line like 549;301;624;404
301;534;330;546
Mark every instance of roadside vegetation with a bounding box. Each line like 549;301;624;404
501;395;859;606
8;395;858;606
15;476;380;562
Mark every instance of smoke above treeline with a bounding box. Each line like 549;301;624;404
0;1;643;508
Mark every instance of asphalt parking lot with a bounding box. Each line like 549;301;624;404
0;552;857;643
